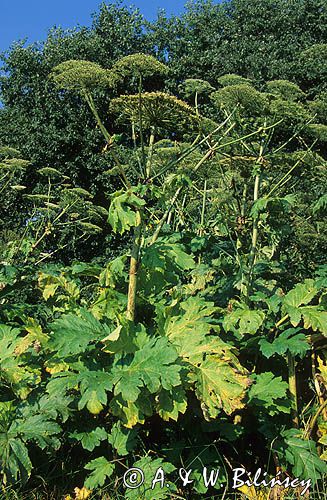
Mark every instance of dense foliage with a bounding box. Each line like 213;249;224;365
0;1;326;498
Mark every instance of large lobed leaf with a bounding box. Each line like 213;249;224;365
281;429;327;482
108;189;145;235
159;296;250;418
48;309;112;357
111;337;182;402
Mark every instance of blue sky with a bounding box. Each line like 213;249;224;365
1;0;187;53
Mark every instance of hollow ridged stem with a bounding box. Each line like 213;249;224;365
288;353;299;428
126;210;142;322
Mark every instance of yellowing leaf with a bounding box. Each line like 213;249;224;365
110;398;145;428
160;297;250;419
74;486;92;499
317;355;327;385
300;307;327;335
193;354;250;418
14;318;48;355
157;387;188;421
86;391;103;415
238;485;271;499
45;360;69;374
43;282;59;300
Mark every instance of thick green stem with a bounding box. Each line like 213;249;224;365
152;119;281;182
305;399;327;439
145;126;156;178
126;210;142;322
150;112;237;181
245;171;261;299
288;353;299;428
195;91;199;117
241;183;247;217
131;120;143;176
83;89;130;188
138;74;146;170
199;180;207;236
84;90;112;144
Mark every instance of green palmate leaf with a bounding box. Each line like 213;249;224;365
38;273;81;303
283;279;318;309
108;189;145;235
0;325;41;397
0;437;32;484
111;337;181;403
91;287;127;321
300;306;327;335
99;255;127;288
70;427;107;451
78;371;113;415
47;369;113;415
0;324;21;363
159;296;217;353
46;371;80;398
0;401;62;485
157;386;188;421
223;307;265;335
125;456;176;500
285;305;302;327
102;321;148;355
83;389;105;415
140;239;196;298
0;403;32;483
248;372;290;416
250;195;296;218
259;328;309;358
10;413;61;450
48;309;112;357
84;457;115;489
281;429;327;483
107;422;138;456
143;240;195;272
71;262;102;277
24;393;72;423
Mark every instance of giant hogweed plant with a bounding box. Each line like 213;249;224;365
0;147;110;332
0;146;108;268
0;55;326;497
